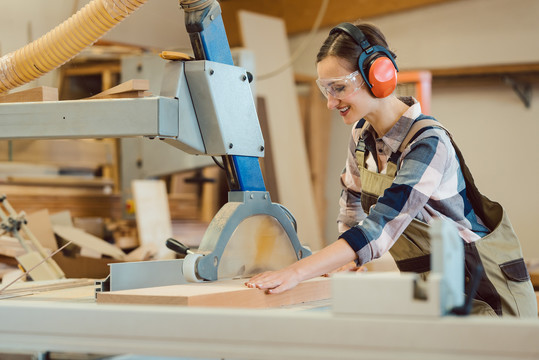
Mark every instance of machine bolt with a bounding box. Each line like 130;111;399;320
213;256;219;267
250;194;254;199
209;69;214;75
210;14;215;21
259;145;264;151
228;143;233;149
241;74;247;81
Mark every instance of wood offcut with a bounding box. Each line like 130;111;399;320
0;86;58;103
87;79;151;99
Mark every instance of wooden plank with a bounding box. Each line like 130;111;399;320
88;90;152;100
0;236;27;258
26;209;58;251
53;225;126;260
199;166;225;223
132;179;174;259
16;251;60;281
6;176;114;188
87;79;149;99
61;62;121;77
0;86;58;103
97;277;330;308
257;97;280;202
304;81;331;233
530;269;539;289
0;193;123;219
429;62;539;78
239;11;323;250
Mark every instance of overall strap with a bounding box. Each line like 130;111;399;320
398;116;490;226
354;119;369;168
355;118;399;177
398;116;447;153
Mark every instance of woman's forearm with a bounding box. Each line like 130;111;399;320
291;238;358;281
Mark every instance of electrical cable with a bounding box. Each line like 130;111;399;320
212;156;225;170
256;0;329;81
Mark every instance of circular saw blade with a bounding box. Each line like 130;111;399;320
217;214;298;279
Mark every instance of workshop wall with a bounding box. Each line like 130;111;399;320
290;0;539;259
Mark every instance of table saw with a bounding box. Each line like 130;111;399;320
0;0;311;287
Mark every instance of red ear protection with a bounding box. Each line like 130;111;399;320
329;23;399;98
368;56;398;98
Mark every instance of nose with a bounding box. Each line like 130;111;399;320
326;94;339;110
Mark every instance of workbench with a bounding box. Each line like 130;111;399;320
0;278;538;360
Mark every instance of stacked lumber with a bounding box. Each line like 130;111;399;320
3;193;122;219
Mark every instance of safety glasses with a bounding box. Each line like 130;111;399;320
316;70;364;99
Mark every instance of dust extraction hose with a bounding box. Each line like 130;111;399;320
0;0;148;93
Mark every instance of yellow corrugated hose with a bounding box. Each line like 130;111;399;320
0;0;148;93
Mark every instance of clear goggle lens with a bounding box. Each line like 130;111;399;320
316;70;364;99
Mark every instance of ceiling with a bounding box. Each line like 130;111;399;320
219;0;459;47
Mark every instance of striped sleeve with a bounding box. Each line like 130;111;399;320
339;131;449;264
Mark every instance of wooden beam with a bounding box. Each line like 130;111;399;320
220;0;459;47
61;62;121;77
87;79;150;99
0;86;58;103
428;62;539;78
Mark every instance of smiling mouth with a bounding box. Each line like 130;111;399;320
339;106;350;113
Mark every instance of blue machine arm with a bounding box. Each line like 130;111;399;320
180;0;266;192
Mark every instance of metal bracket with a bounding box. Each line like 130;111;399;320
504;76;532;108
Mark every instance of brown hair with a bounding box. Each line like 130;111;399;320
316;22;396;72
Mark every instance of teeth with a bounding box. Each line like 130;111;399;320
339;106;349;113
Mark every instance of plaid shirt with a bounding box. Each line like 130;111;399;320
338;97;490;265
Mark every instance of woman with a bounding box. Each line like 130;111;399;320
246;22;536;317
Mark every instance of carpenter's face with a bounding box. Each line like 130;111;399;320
316;56;372;125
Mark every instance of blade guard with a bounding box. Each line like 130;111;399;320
183;191;311;282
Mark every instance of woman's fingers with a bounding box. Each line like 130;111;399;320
245;270;299;294
245;272;282;289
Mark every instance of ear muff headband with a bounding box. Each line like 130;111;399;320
329;22;399;98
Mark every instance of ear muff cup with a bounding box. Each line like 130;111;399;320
368;56;397;98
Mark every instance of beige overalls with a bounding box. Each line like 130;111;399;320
355;116;537;317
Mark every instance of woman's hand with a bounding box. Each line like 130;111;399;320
246;239;358;294
245;267;301;294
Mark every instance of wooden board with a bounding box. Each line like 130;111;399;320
0;86;58;103
0;193;123;219
132;179;174;259
88;79;149;99
0;236;27;258
238;11;323;250
97;277;330;308
16;251;59;281
53;225;126;260
26;209;59;251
